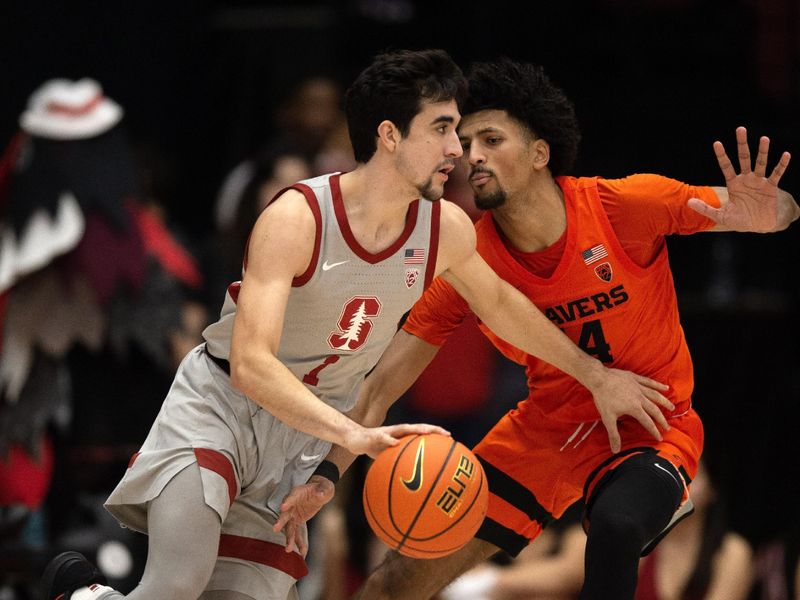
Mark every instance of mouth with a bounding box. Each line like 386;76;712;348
470;171;492;186
436;164;454;181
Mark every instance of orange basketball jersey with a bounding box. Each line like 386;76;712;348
406;175;719;424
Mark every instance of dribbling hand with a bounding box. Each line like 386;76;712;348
343;422;450;459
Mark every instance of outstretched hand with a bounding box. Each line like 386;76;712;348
688;126;791;232
589;368;673;454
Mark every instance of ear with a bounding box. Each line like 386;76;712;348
531;138;551;171
377;120;400;153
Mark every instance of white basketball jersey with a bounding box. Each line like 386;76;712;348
203;172;441;413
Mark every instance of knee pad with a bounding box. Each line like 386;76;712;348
584;452;686;553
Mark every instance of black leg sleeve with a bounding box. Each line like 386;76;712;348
579;453;684;600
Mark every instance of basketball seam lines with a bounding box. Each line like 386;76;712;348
397;438;458;552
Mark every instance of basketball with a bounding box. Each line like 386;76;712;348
363;433;489;559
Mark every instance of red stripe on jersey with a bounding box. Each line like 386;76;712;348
331;173;420;264
128;452;140;468
228;281;241;304
424;200;441;289
194;448;237;506
218;534;309;579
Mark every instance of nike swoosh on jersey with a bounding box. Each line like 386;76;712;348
322;260;349;271
401;438;425;492
300;453;322;462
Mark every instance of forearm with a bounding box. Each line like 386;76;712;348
230;350;363;448
476;283;604;390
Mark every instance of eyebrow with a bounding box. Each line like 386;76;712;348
458;126;502;141
430;115;457;126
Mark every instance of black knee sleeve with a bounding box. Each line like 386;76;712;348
579;453;685;600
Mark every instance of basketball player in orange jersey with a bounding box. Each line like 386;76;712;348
41;51;670;600
275;59;798;599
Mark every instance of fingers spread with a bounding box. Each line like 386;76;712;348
687;198;720;221
768;151;791;186
713;141;736;181
754;136;770;178
736;126;751;174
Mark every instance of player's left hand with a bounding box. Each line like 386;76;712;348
273;475;335;556
688;126;791;232
589;368;673;454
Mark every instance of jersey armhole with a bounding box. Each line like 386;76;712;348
423;200;442;289
265;184;322;287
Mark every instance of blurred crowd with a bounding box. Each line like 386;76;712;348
0;71;797;600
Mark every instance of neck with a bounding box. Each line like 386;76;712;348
492;175;566;253
337;162;419;254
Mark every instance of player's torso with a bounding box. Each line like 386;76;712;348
204;173;439;413
476;176;693;422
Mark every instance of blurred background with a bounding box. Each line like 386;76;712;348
1;1;798;598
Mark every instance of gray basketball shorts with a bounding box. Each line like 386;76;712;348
105;344;333;599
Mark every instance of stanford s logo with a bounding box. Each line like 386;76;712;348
328;296;382;351
401;438;425;492
594;262;613;282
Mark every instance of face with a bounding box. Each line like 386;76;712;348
458;109;536;210
395;99;462;201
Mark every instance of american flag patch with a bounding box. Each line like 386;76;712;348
404;248;425;264
581;244;608;265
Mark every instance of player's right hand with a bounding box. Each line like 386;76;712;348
344;423;450;458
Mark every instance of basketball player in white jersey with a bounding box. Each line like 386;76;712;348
41;49;671;600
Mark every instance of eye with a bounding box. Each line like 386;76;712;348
437;125;449;134
460;141;470;152
487;136;502;145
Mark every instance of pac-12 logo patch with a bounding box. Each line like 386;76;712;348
405;268;419;288
594;262;612;282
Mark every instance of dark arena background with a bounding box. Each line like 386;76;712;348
1;1;798;598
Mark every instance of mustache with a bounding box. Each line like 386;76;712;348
469;166;494;178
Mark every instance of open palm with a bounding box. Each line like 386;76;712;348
688;126;791;232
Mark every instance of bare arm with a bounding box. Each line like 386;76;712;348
321;330;441;477
229;190;433;458
272;328;445;554
688;126;798;232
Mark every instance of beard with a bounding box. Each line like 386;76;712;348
416;176;444;202
474;187;507;210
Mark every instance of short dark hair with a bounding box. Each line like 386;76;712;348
463;59;580;176
345;49;467;164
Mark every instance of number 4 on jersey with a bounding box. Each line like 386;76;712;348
577;319;613;363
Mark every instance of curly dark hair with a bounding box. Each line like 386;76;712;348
345;49;467;164
463;59;581;176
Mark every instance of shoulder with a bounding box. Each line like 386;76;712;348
247;188;317;276
435;199;477;275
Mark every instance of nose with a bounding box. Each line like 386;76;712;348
446;130;462;158
468;144;486;165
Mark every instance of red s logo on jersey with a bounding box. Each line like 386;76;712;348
327;296;382;351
